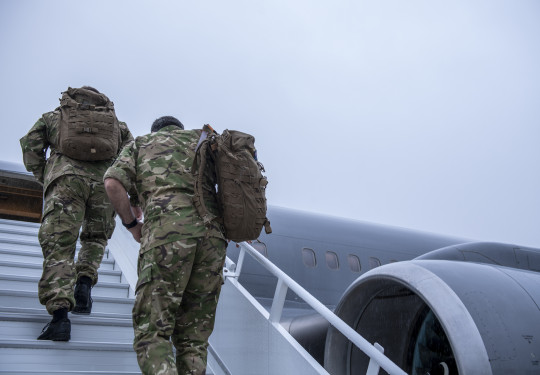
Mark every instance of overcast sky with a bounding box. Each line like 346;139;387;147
1;0;539;247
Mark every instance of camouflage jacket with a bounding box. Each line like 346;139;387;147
104;125;224;251
20;110;133;192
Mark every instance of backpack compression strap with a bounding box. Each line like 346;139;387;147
192;139;217;226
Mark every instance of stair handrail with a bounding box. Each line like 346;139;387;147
227;241;408;375
107;221;408;375
107;217;140;296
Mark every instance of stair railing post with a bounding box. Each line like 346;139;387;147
366;342;385;375
269;278;288;323
235;246;246;277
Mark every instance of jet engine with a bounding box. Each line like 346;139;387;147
324;242;540;375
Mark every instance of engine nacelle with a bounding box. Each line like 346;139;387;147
324;245;540;374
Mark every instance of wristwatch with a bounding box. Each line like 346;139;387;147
122;218;138;229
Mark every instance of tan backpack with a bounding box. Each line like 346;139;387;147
193;126;272;242
57;87;120;161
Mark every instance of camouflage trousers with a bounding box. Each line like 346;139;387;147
38;174;116;314
133;236;227;375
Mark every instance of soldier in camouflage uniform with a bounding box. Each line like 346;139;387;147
104;116;227;375
20;86;134;341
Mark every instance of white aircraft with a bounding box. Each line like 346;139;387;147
1;160;539;374
232;205;540;375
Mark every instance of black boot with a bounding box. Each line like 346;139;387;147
37;308;71;341
73;276;93;315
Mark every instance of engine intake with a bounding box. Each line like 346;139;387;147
325;254;540;375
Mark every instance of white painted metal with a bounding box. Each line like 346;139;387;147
269;278;288;323
366;343;385;375
107;217;139;297
0;219;141;374
210;276;330;375
108;220;333;374
232;242;408;375
108;216;408;374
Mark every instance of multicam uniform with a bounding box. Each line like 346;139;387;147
20;110;133;314
104;125;227;375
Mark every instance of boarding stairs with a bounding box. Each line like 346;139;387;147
0;218;140;374
0;216;406;375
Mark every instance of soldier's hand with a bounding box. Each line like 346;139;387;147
128;222;143;243
131;206;143;220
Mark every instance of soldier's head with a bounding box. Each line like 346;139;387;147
151;116;184;133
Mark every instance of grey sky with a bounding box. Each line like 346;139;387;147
1;0;539;247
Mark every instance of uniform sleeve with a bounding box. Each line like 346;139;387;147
104;140;138;197
118;121;134;150
19;116;49;184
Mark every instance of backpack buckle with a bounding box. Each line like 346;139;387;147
77;127;95;134
78;102;96;110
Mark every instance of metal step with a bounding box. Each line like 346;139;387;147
0;290;135;315
0;306;132;320
0;234;101;255
0;260;122;283
0;234;111;257
0;225;40;238
0;274;130;298
0;309;134;342
0;340;140;373
0;218;40;230
0;235;62;252
0;248;117;271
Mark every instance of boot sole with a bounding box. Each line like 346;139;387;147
37;331;71;341
51;334;71;341
71;309;91;315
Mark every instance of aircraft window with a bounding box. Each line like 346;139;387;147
325;251;339;270
347;254;361;273
369;257;381;269
302;248;317;268
251;241;268;257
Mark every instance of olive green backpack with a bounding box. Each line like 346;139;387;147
57;87;120;161
193;126;272;242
